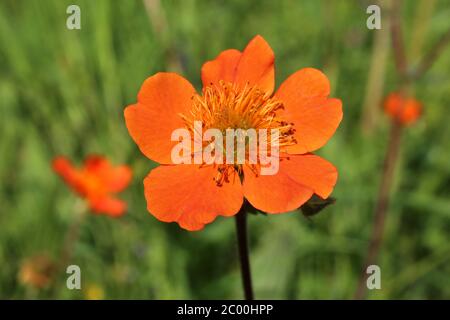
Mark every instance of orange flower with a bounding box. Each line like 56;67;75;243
52;155;132;217
125;35;342;231
18;254;56;289
384;92;422;125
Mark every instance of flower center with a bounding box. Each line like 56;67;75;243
180;81;297;186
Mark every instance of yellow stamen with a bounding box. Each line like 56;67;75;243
180;81;297;186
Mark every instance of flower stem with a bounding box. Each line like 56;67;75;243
411;27;450;80
390;0;408;78
235;208;254;300
354;122;402;299
355;0;407;300
59;201;87;270
49;201;86;297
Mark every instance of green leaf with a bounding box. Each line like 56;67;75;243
300;195;336;218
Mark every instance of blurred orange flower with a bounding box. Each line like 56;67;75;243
384;92;422;126
53;155;132;217
125;35;342;231
18;254;56;289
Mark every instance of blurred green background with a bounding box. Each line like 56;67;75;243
1;0;449;299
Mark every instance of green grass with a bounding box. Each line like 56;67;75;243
1;0;450;299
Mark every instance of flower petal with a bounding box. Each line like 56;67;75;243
384;92;402;117
89;196;127;217
144;165;244;231
234;35;275;94
275;68;343;154
106;165;132;193
400;100;421;125
83;155;107;171
83;156;132;193
281;154;338;199
52;156;83;193
242;164;313;214
201;49;242;88
124;73;196;164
